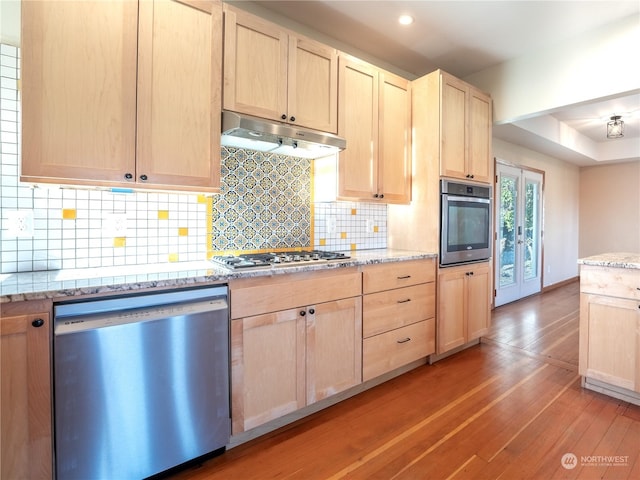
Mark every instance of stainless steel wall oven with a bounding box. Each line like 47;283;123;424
440;180;492;266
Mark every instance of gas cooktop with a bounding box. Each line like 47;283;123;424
211;250;351;270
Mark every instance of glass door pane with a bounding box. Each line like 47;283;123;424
498;174;518;288
524;179;540;281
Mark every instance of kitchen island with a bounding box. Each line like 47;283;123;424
578;252;640;405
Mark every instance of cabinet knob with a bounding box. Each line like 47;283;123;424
397;299;411;304
300;310;306;316
139;174;148;181
289;116;296;122
379;194;384;199
281;114;287;120
124;173;133;180
397;337;411;344
32;318;44;328
373;193;379;198
308;308;315;315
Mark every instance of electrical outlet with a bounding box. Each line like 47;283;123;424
326;217;336;234
102;213;128;237
365;219;374;231
6;210;34;238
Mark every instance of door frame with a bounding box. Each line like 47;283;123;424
493;158;546;307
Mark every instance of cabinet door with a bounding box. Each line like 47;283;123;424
337;55;379;201
223;6;287;122
289;36;338;133
378;72;411;203
306;298;362;404
437;267;467;354
21;0;138;185
231;310;305;434
1;309;52;479
580;294;640;392
467;263;491;340
137;0;222;191
439;74;467;180
467;88;492;183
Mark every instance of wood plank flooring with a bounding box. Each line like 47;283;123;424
170;281;640;480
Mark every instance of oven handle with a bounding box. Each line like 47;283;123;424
443;194;491;204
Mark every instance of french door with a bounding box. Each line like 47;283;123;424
495;163;543;307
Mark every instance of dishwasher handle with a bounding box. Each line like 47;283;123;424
55;288;228;336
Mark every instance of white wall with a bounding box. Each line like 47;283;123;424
466;14;640;123
579;162;640;257
493;138;580;287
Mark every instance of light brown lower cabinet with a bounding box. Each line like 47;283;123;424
362;259;437;381
437;262;491;354
579;265;640;398
0;300;53;479
230;269;362;434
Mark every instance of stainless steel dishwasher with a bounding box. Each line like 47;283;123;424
53;285;230;480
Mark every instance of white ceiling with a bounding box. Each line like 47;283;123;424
233;1;640;167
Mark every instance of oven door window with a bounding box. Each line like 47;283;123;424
446;200;490;252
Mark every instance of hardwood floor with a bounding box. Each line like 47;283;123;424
171;281;640;480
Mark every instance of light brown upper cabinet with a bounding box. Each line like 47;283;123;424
21;0;222;192
439;71;492;184
337;54;411;204
223;5;338;134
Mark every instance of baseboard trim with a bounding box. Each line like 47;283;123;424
542;276;579;293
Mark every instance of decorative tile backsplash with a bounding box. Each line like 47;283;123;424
212;147;311;252
0;43;387;274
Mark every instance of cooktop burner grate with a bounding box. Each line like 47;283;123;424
210;250;350;270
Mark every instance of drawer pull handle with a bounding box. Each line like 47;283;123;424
397;298;411;304
397;275;411;279
397;337;411;344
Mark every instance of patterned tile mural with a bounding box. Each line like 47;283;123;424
211;147;311;252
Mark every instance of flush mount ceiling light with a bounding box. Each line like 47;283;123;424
606;115;624;139
398;14;414;25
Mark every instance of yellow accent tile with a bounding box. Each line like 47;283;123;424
373;226;379;233
319;238;326;246
168;253;179;262
158;210;169;220
178;227;189;236
62;209;77;220
350;244;357;251
113;237;126;248
197;194;208;203
340;232;347;239
351;208;357;215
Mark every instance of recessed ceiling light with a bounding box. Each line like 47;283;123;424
398;14;414;26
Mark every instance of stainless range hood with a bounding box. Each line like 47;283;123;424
221;110;346;159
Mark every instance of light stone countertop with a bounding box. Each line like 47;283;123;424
0;249;437;303
578;252;640;270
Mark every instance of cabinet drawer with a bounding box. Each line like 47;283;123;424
363;283;435;338
363;318;435;381
230;268;361;319
363;258;436;293
580;265;640;300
